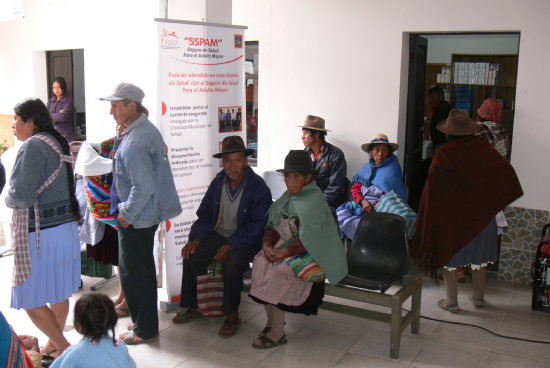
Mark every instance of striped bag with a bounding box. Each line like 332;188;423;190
197;261;225;317
374;190;417;239
279;221;326;283
286;252;326;282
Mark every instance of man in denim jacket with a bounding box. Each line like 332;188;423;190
100;83;182;345
174;136;272;338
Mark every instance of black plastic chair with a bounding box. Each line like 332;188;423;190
342;212;410;293
321;212;420;359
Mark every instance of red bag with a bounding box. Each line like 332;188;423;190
197;262;224;317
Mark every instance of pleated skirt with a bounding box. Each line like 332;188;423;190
11;221;81;309
446;217;498;268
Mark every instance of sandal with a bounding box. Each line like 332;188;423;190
218;317;241;338
172;309;205;324
115;307;130;318
437;299;459;313
119;331;158;345
252;334;287;349
259;326;271;337
470;295;485;308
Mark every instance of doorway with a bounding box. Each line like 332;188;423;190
404;32;520;210
46;49;86;141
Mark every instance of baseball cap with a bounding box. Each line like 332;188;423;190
99;82;145;104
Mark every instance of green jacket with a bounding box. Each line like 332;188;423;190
267;181;348;284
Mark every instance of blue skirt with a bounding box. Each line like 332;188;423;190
11;221;81;310
447;218;498;268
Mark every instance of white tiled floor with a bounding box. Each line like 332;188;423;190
1;242;550;368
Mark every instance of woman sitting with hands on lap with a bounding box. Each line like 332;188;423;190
249;150;348;349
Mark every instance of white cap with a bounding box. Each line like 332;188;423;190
74;141;113;176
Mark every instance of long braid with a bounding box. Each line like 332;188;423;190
37;126;81;222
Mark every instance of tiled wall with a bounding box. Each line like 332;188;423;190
499;206;550;284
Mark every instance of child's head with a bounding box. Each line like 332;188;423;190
74;293;118;344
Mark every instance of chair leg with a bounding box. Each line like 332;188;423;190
390;296;402;359
410;280;421;335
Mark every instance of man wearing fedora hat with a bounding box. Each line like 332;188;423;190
299;115;347;208
100;82;182;345
175;135;272;338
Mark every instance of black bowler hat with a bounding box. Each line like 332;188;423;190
276;150;317;173
212;135;255;158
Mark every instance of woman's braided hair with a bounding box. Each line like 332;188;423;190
74;293;118;344
13;98;81;222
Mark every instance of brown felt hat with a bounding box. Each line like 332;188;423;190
437;108;481;136
297;114;330;132
212;135;255;158
276;150;317;173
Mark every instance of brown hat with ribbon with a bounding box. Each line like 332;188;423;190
437;108;481;136
212;135;255;158
276;150;317;173
297;114;330;132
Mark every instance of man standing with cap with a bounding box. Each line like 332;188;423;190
174;135;271;338
299;115;347;208
100;82;182;345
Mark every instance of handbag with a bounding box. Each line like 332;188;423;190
286;252;326;282
196;261;225;317
279;220;326;282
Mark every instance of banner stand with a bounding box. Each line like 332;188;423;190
156;18;247;306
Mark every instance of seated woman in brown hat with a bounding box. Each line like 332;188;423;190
249;150;348;349
336;134;408;240
412;108;523;313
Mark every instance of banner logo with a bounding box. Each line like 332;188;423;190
234;34;243;48
161;28;180;49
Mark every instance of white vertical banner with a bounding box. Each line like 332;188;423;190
156;19;247;302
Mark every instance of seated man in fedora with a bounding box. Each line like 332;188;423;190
299;115;347;208
174;135;272;337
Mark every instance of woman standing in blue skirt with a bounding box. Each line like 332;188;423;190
7;98;81;357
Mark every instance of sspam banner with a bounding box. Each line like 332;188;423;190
156;19;247;301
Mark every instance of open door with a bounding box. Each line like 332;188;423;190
403;35;427;211
46;50;73;96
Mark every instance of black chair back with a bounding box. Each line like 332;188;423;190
343;212;409;292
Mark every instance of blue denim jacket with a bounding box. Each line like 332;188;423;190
113;115;182;228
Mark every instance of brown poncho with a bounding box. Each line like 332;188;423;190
411;135;523;278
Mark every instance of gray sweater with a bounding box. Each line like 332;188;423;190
7;132;77;230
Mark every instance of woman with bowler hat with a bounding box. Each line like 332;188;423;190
249;150;347;349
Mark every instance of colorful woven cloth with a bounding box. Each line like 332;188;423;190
84;175;116;228
83;138;117;229
374;190;417;239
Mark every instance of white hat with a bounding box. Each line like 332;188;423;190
74;141;113;176
99;82;145;104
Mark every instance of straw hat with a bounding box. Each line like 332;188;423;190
437;108;481;135
361;134;399;153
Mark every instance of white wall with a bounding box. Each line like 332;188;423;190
0;0;162;141
425;34;520;64
232;0;550;211
1;0;548;211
